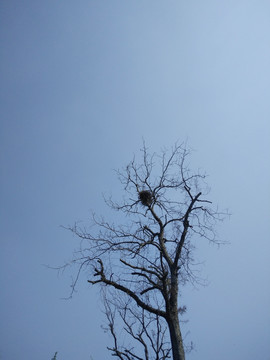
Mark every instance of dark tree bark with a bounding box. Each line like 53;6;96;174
60;142;227;360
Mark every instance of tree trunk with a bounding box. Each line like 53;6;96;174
167;311;185;360
166;270;185;360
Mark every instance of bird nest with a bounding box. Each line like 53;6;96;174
139;190;153;206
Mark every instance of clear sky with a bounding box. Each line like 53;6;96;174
1;1;270;359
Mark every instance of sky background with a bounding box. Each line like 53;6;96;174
1;1;270;359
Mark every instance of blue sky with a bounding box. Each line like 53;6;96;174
1;1;270;359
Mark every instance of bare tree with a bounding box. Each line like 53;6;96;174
62;142;227;360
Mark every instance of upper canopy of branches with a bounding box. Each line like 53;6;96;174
63;142;227;300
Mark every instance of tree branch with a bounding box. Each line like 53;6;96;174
88;259;166;318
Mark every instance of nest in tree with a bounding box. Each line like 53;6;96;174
139;190;153;206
